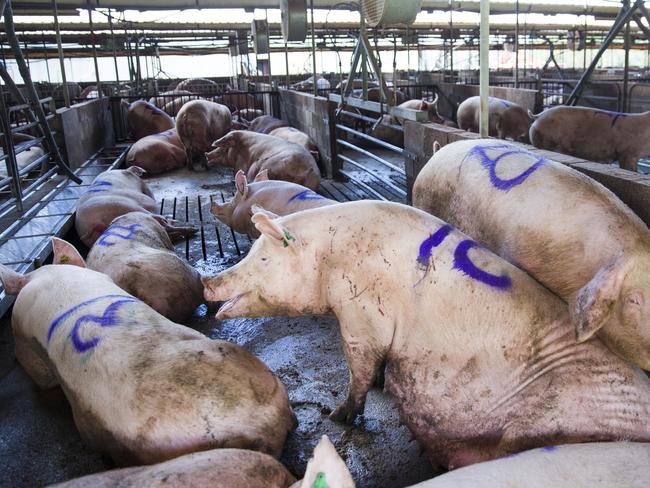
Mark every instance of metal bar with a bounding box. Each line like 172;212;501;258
0;82;23;212
566;1;640;105
624;1;631;112
108;9;120;86
361;34;391;103
338;154;406;197
479;0;490;137
3;1;81;184
87;1;102;99
515;0;519;88
337;138;405;174
335;123;402;154
310;0;317;96
338;169;388;201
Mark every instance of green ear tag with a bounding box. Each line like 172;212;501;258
312;472;329;488
282;230;296;248
59;255;70;264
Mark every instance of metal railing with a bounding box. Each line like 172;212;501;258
109;89;280;142
0;95;58;214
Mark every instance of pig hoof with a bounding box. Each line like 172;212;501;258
329;404;359;425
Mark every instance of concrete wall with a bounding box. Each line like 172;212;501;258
435;83;543;120
278;88;336;178
56;98;114;169
404;120;650;227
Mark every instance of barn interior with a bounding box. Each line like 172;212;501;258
1;1;650;487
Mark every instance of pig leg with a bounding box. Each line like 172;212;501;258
330;316;388;424
14;333;58;388
619;155;638;172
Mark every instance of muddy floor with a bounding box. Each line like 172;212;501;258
0;161;439;487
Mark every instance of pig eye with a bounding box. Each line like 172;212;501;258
260;257;268;262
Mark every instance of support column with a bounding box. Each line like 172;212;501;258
310;0;317;96
479;0;490;137
108;9;120;86
87;1;102;98
52;0;70;107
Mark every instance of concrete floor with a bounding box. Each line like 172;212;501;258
0;162;437;487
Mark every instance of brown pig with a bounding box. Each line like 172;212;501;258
249;115;289;134
203;201;650;470
457;96;530;141
268;126;320;163
149;90;194;109
74;167;195;248
206;131;321;190
211;170;335;238
122;100;175;141
175;100;231;170
0;258;295;466
162;95;201;117
50;449;296;488
529;105;650;171
412;138;650;370
58;213;203;322
125;129;187;175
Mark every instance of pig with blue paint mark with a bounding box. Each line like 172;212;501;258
457;96;530;142
75;167;196;248
55;212;203;322
0;257;295;465
413;138;650;370
202;201;650;469
210;169;335;238
529;105;650;171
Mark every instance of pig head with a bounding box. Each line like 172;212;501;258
123;100;174;141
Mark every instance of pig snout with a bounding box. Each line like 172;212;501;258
210;200;234;227
202;273;250;319
205;147;225;167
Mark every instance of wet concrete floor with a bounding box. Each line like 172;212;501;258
0;162;437;487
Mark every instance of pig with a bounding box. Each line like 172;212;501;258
369;114;404;147
122;100;175;141
162;95;201;117
175;100;231;171
62;213;203;322
268;126;320;163
0;255;295;465
234;108;264;122
291;435;355;488
175;77;219;94
529;105;650;171
206;131;321;190
50;448;296;488
125;129;187;174
457;96;530;142
202;201;650;470
0;144;45;178
366;87;407;105
410;443;650;488
218;90;260;112
249;115;289;134
149;90;194;109
412;139;650;370
211;170;335;238
75;167;196;248
396;95;456;126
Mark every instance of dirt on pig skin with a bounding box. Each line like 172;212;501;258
192;313;437;488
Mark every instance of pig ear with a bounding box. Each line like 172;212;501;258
251;209;297;248
299;436;355;488
235;170;249;197
253;169;270;182
126;166;146;178
51;237;86;268
571;257;627;343
0;264;30;295
251;204;279;220
432;93;439;107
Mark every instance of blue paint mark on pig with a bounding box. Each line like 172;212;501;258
47;294;137;353
417;224;453;268
288;189;326;203
453;239;512;290
467;144;546;191
97;223;142;247
86;181;112;193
